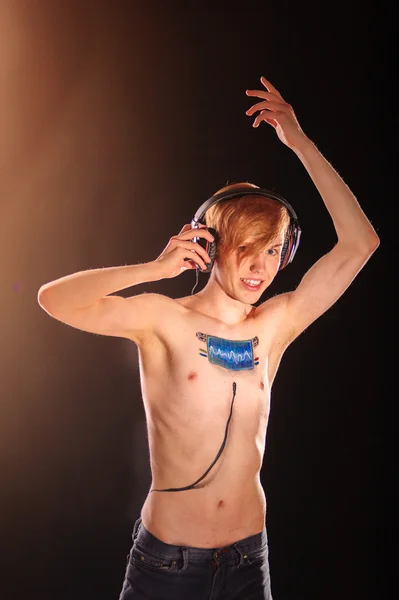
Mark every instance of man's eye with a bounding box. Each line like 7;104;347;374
267;248;278;256
238;246;247;251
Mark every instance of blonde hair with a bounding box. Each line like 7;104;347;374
205;182;291;267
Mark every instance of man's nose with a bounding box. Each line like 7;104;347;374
249;253;267;274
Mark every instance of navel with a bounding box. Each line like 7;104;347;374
260;380;265;390
188;371;198;382
217;500;224;508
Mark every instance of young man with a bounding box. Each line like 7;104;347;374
38;76;379;600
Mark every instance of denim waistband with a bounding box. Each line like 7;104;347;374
132;517;268;563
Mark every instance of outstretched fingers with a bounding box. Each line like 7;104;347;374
252;111;280;128
246;100;288;117
260;76;285;100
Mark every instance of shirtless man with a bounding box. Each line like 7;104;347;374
37;76;379;599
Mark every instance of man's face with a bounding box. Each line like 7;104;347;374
213;232;285;303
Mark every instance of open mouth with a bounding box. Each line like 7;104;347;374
240;278;264;292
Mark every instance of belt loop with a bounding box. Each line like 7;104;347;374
178;546;189;572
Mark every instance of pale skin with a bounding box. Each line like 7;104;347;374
38;76;379;548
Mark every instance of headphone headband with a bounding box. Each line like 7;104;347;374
192;186;299;227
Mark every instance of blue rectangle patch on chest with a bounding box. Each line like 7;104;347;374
207;335;254;371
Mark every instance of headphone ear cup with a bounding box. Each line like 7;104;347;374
279;230;292;270
204;227;218;273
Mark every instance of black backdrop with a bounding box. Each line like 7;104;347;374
0;1;395;599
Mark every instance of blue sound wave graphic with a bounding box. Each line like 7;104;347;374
209;346;252;364
207;336;254;371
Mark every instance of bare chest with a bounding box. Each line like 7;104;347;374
132;300;288;508
136;309;277;430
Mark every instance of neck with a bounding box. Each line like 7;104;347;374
190;274;254;326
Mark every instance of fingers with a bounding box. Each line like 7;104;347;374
176;226;215;243
172;224;214;271
260;76;285;100
183;254;207;270
246;100;288;117
246;75;286;107
178;223;209;235
245;77;291;129
171;237;212;267
252;110;280;128
246;89;282;102
179;222;207;234
246;89;271;101
182;245;208;270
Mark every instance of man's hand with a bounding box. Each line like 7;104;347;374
246;76;309;151
154;224;214;279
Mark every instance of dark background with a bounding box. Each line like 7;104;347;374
0;1;396;599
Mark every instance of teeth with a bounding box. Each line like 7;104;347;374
242;279;262;286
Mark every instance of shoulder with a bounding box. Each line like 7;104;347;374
127;292;185;312
254;292;291;320
125;292;188;345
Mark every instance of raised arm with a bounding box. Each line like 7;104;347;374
246;76;380;341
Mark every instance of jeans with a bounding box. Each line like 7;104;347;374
119;517;273;600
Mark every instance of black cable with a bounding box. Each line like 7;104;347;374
151;382;237;492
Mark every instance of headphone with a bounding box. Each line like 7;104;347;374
190;186;302;273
